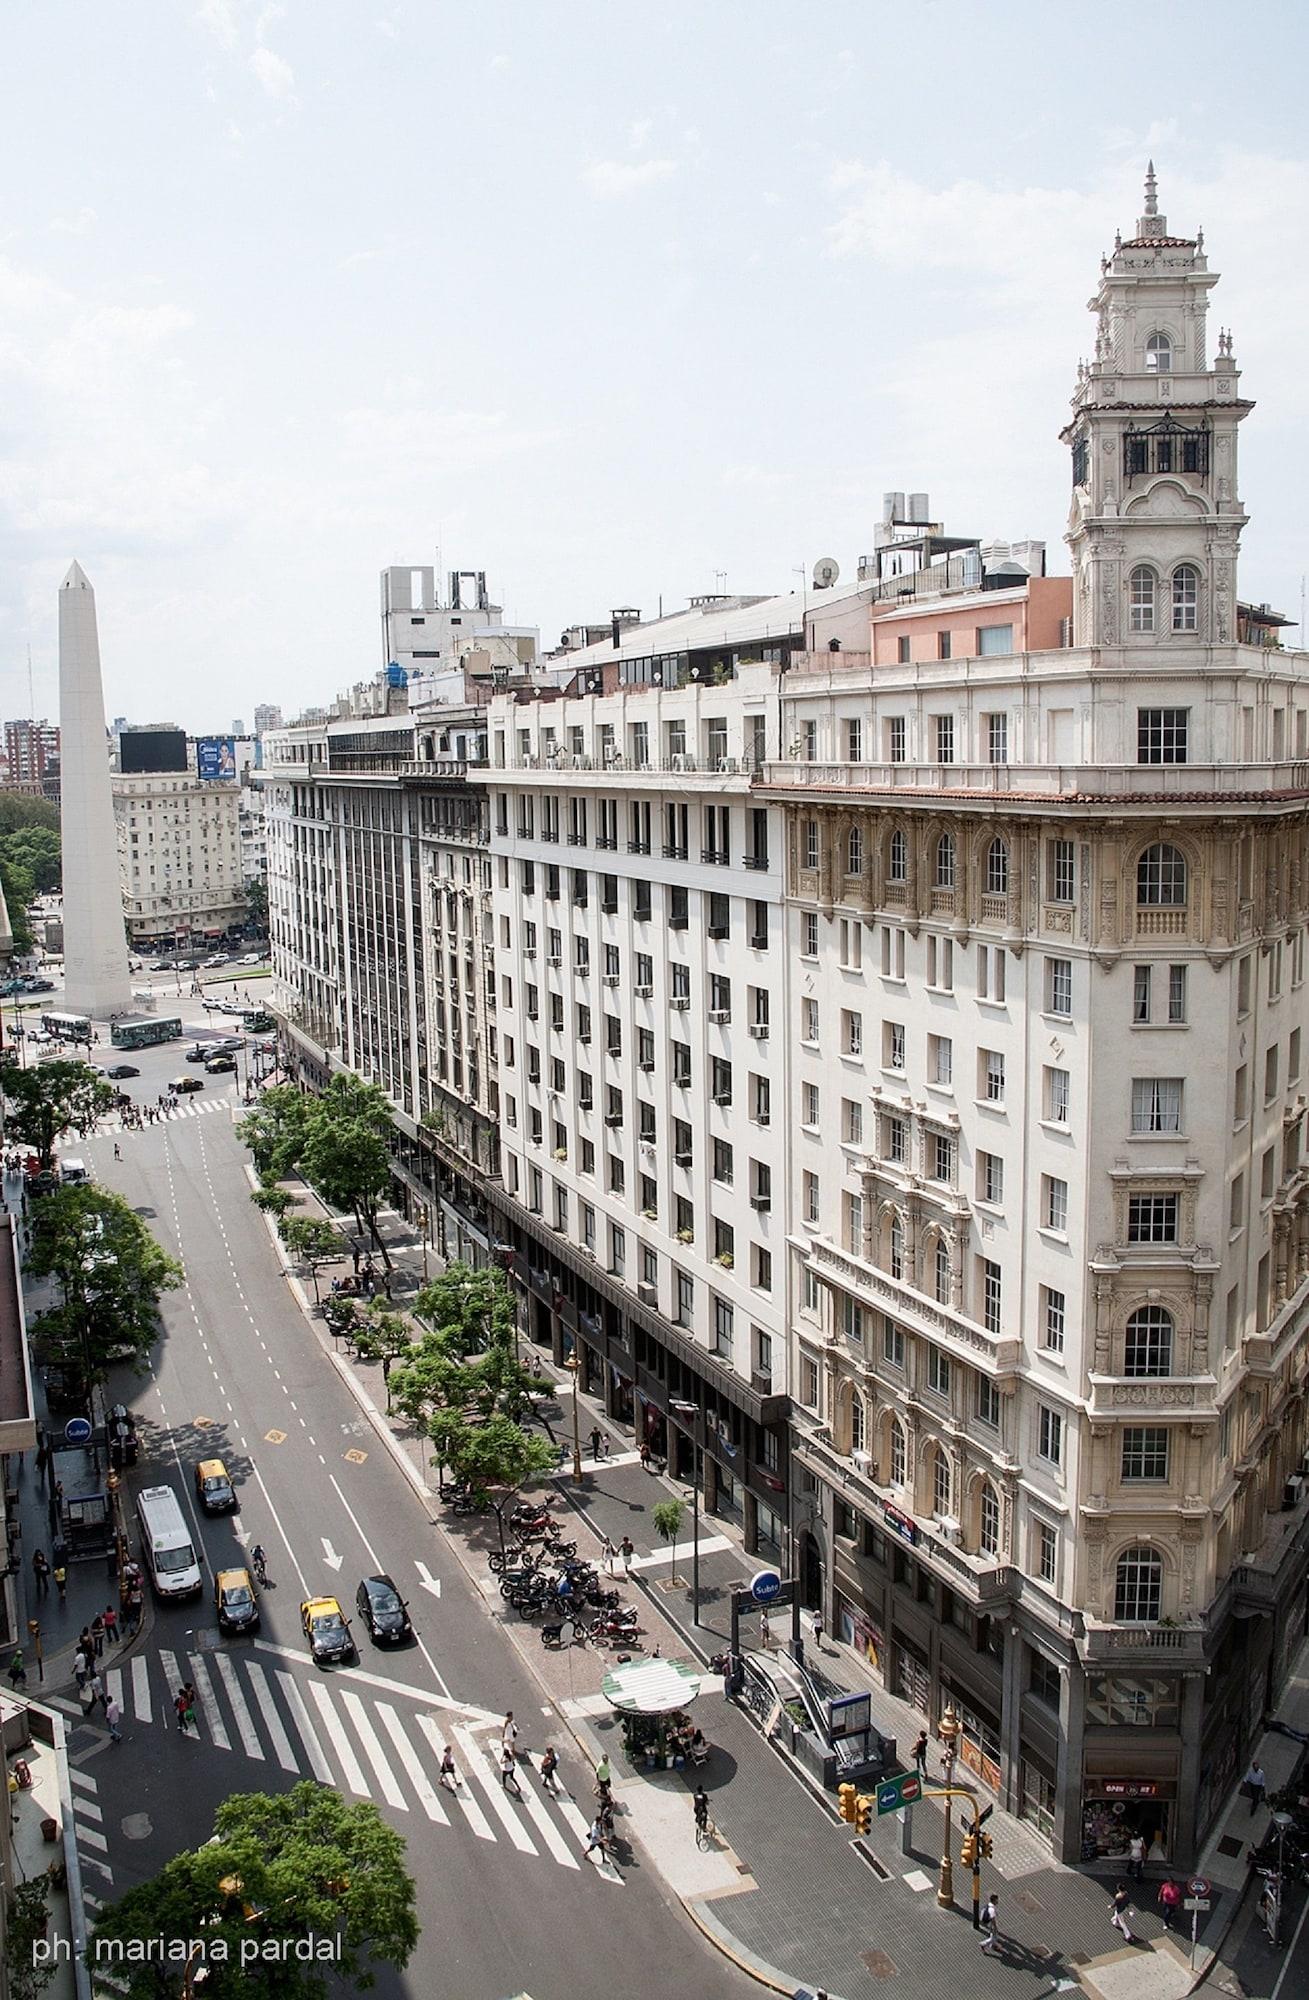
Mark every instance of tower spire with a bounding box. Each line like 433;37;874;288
1144;159;1158;217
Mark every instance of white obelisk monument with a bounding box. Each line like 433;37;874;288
59;562;131;1020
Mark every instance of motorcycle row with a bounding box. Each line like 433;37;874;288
487;1502;643;1650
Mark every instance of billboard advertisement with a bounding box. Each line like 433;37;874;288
119;728;187;775
196;735;237;781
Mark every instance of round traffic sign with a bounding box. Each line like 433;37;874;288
63;1417;92;1444
751;1569;782;1604
1187;1876;1210;1897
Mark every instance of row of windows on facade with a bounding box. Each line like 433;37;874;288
503;714;768;772
500;793;768;867
805;825;1192;908
821;1277;1178;1377
793;706;1194;768
504;858;771;945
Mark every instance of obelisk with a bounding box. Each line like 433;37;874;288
59;562;131;1020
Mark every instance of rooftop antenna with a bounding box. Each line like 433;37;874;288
27;642;35;717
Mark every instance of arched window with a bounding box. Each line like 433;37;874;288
1125;1305;1174;1377
1129;566;1157;634
890;1419;906;1488
1145;332;1173;373
889;1218;904;1282
847;826;864;877
979;1482;1000;1556
933;1448;952;1519
934;832;956;889
1114;1545;1163;1623
986;838;1010;895
888;829;908;884
1172;564;1200;633
850;1392;866;1457
1137;841;1188;906
934;1238;951;1305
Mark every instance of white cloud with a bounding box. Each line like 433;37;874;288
50;207;98;237
194;0;239;49
249;46;295;97
582;156;677;199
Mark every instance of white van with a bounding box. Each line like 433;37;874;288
61;1158;91;1186
136;1485;203;1599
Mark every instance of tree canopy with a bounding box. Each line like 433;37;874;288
239;1074;395;1264
4;1060;116;1169
90;1781;418;2000
27;1185;184;1381
238;1086;312;1183
243;878;268;930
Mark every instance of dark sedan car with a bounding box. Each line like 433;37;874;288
105;1063;139;1079
355;1574;413;1646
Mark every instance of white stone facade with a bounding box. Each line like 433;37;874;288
114;771;244;946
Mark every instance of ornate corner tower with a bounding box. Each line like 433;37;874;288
1062;164;1252;651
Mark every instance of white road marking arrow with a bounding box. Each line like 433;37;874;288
415;1561;441;1598
321;1540;343;1572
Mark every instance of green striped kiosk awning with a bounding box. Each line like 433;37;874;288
601;1657;703;1715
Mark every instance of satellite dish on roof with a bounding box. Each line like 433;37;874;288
813;557;840;589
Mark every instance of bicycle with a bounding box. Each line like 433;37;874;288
695;1813;717;1851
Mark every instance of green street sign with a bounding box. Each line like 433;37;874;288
876;1770;922;1815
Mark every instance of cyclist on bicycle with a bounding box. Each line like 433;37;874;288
251;1543;268;1583
693;1786;710;1834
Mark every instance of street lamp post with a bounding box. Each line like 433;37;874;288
936;1705;960;1907
564;1352;583;1485
670;1397;702;1625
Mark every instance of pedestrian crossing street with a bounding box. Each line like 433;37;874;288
83;1646;619;1882
54;1096;238;1147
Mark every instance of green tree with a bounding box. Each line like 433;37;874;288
412;1261;515;1355
349;1305;412;1411
90;1781;418;2000
426;1408;557;1514
297;1075;394;1266
653;1498;685;1586
237;1086;311;1181
0;853;35;953
1;824;61;894
243;878;269;930
279;1215;345;1304
6;1880;57;2000
4;1059;115;1170
0;794;59;835
251;1185;296;1222
27;1186;184;1383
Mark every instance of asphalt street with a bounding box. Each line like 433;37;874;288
42;1026;754;2000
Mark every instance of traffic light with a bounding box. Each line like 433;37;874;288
978;1833;994;1861
838;1783;858;1825
855;1794;874;1836
960;1831;978;1868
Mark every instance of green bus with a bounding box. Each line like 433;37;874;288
111;1014;184;1049
238;1009;274;1034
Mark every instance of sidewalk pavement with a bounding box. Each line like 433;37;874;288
264;1188;1309;2000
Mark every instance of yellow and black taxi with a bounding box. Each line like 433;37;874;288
195;1458;237;1513
301;1595;355;1665
215;1567;260;1635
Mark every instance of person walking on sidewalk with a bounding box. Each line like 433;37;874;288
500;1745;521;1794
620;1535;635;1577
1127;1831;1145;1882
912;1729;929;1779
87;1669;106;1714
438;1745;457;1791
540;1746;560;1794
105;1696;122;1744
980;1892;1000;1954
501;1711;518;1758
1158;1878;1182;1930
811;1609;824;1651
73;1647;89;1691
102;1603;118;1647
600;1533;617;1576
53;1561;67;1603
588;1426;603;1460
32;1549;49;1598
1109;1882;1136;1944
91;1612;105;1659
583;1816;607;1865
1244;1759;1267;1814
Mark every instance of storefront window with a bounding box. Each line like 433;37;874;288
756;1501;782;1554
1019;1759;1056;1841
1081;1788;1171;1864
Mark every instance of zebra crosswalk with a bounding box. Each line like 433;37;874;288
54;1096;237;1148
99;1647;614;1880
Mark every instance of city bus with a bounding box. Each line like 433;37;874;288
237;1009;274;1034
111;1014;183;1049
40;1010;92;1043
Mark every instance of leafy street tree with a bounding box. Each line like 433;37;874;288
1;823;61;894
279;1215;346;1304
243;877;269;931
90;1780;418;2000
0;853;35;953
4;1060;116;1171
653;1497;685;1587
27;1186;184;1383
412;1261;516;1354
251;1185;297;1223
237;1086;311;1182
296;1075;394;1266
427;1408;558;1518
349;1305;412;1411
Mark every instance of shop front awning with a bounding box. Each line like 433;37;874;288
601;1658;702;1715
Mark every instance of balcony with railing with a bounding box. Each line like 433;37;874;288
804;1237;1021;1376
1079;1621;1207;1668
757;756;1309;803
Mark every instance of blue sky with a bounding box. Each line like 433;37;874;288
2;1;1307;725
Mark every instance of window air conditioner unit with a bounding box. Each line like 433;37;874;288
708;924;729;939
708;1009;730;1024
750;1195;771;1212
547;954;561;966
674;1150;693;1166
637;1282;659;1305
670;995;691;1009
938;1517;963;1546
748;1023;769;1039
523;947;536;959
713;1091;731;1105
603;973;620;986
851;1449;873;1473
634;983;654;998
604;1112;623;1127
